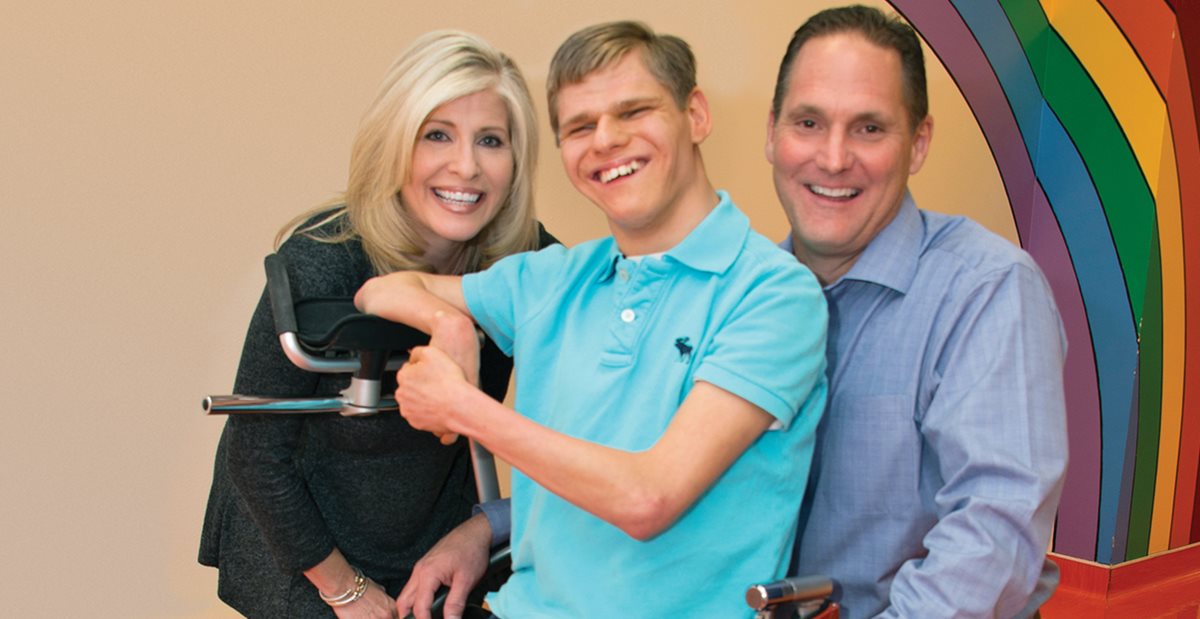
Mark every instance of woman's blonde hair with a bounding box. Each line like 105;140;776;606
278;30;540;275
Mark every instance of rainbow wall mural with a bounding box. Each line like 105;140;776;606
884;0;1199;565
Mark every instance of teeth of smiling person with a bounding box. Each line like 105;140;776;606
599;160;643;184
809;184;860;198
434;189;482;204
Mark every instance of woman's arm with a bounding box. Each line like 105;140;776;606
224;236;396;613
305;549;398;619
224;288;333;569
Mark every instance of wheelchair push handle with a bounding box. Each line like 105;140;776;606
264;253;298;335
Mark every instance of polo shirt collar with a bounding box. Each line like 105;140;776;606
665;190;745;274
596;190;746;281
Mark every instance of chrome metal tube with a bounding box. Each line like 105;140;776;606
204;394;398;415
279;333;358;373
745;575;834;610
339;377;382;416
278;333;407;373
470;440;501;502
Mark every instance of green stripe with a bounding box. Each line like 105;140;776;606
1126;227;1164;560
1001;0;1155;323
1000;0;1165;561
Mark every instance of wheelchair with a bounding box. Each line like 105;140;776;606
205;253;837;618
203;252;501;501
421;563;839;618
416;549;839;618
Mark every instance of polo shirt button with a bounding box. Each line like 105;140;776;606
618;269;629;281
620;308;636;323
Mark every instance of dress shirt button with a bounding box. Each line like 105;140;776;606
620;309;636;323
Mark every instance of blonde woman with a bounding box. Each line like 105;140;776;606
199;31;552;618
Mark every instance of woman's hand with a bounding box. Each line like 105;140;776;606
306;550;397;618
331;580;398;619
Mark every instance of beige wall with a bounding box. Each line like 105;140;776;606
0;2;1007;617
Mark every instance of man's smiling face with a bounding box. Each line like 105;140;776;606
766;32;932;283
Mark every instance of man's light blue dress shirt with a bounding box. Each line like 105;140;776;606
787;193;1068;619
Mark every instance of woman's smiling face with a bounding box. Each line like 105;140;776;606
400;88;514;265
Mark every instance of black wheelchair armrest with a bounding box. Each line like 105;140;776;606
264;253;429;368
206;253;427;416
262;252;428;415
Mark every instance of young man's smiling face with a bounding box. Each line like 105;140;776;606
554;49;713;254
766;32;933;283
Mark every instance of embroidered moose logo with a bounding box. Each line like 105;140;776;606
674;337;693;363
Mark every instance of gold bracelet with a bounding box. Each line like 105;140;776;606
319;567;368;607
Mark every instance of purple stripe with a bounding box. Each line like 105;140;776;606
888;0;1101;558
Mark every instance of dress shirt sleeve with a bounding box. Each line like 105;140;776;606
880;263;1068;618
472;498;513;548
223;235;363;573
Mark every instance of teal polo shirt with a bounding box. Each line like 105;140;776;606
463;191;828;618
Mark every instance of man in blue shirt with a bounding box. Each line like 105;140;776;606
396;6;1067;619
766;6;1066;617
357;21;828;619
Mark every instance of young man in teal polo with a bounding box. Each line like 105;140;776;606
356;21;827;618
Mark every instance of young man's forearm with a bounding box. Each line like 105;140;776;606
432;379;773;540
354;271;470;331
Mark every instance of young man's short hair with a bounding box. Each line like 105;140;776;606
546;20;697;137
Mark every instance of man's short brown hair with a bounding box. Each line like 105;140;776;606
772;5;928;130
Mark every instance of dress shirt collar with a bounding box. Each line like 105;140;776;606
777;191;921;294
839;191;921;293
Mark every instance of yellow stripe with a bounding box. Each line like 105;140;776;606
1152;126;1185;553
1043;0;1167;187
1042;0;1185;553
